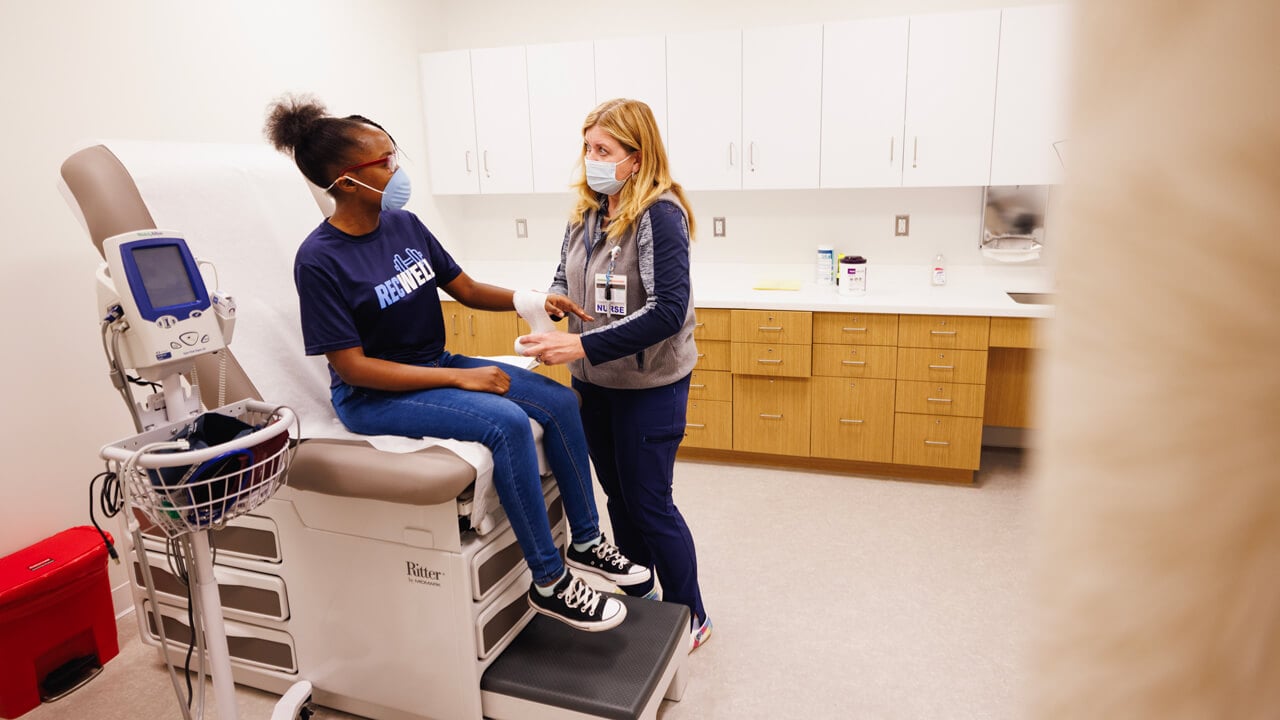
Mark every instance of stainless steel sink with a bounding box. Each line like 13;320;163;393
1007;292;1056;305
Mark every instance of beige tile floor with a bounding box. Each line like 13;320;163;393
24;449;1029;720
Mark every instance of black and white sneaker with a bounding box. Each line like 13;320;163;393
528;571;626;632
566;535;652;587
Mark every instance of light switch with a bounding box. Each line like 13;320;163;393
713;217;726;237
894;214;910;236
515;218;528;238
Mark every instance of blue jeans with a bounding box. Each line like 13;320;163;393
331;352;599;585
574;374;706;627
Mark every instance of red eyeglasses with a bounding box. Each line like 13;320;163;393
334;152;398;177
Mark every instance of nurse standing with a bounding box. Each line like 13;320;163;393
517;98;711;649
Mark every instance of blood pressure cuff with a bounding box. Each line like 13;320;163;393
148;413;259;526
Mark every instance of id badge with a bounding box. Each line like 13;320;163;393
593;273;627;317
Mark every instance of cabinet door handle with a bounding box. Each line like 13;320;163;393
758;326;783;331
756;359;783;365
926;397;953;403
695;322;705;328
465;150;472;173
924;440;951;447
841;360;866;366
930;330;957;336
839;418;865;425
759;413;783;420
889;136;894;164
686;423;706;429
749;141;757;171
450;313;459;335
468;315;475;336
697;353;706;359
928;364;955;370
690;383;706;389
842;327;867;333
729;142;736;166
483;150;490;177
912;136;918;168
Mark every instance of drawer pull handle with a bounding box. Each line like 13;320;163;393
924;440;951;447
757;359;783;365
695;322;705;328
839;418;865;424
930;330;957;336
842;327;868;332
690;383;706;389
841;360;866;366
926;397;953;403
697;353;706;359
686;423;706;429
759;413;783;420
758;326;783;331
928;364;955;370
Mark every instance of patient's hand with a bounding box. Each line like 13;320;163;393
456;366;511;394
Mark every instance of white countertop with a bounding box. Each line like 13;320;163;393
457;261;1055;319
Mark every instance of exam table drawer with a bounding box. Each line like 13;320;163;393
143;600;298;674
140;512;281;563
133;547;289;623
470;494;564;603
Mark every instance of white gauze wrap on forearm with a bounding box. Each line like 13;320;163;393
513;290;557;357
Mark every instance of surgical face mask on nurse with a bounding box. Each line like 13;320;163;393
585;155;634;196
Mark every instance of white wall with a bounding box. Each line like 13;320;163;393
428;0;1065;270
0;1;446;588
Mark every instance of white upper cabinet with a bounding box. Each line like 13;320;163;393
470;46;534;194
990;4;1072;186
595;35;668;140
420;47;533;195
820;16;910;188
420;50;480;195
742;25;823;189
527;41;596;194
666;29;742;190
902;10;1002;187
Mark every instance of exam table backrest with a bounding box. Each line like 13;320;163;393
61;144;475;506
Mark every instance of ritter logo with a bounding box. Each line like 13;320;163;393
406;560;444;586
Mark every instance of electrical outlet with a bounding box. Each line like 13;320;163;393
895;214;910;237
515;218;527;238
713;217;726;237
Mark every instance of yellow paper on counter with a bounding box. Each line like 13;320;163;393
751;278;801;291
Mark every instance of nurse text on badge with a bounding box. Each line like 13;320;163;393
594;273;627;317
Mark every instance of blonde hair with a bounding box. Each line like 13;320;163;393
571;98;697;243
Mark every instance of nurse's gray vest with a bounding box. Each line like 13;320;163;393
553;191;697;389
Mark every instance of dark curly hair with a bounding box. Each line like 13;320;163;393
263;93;396;192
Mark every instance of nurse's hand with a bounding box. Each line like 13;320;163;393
516;331;585;365
455;366;510;394
544;294;594;322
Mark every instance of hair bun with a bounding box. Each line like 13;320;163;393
264;94;329;153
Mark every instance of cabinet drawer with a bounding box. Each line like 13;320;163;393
731;309;812;345
812;344;897;379
892;413;983;470
809;377;895;463
694;340;731;371
812;312;899;346
896;348;988;384
689;370;732;402
894;380;985;417
693;308;732;341
733;377;811;456
898;315;990;350
989;317;1042;348
685;399;732;450
731;342;812;377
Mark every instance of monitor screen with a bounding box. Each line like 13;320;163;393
132;244;198;308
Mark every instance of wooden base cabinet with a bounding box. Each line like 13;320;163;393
810;377;895;463
733;376;811;456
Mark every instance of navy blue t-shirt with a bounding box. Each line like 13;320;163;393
293;210;462;386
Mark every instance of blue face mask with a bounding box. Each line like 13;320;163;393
585;154;634;196
333;166;412;210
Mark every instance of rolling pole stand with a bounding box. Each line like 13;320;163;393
102;400;313;720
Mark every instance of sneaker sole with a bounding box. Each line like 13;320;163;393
564;558;652;587
527;596;627;633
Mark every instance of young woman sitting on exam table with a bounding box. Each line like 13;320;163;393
516;99;711;649
265;94;649;632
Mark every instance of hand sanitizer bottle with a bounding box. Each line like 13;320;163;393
931;253;947;286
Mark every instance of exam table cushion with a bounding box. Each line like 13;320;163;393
290;439;476;506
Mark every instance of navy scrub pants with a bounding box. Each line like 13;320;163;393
573;373;706;627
